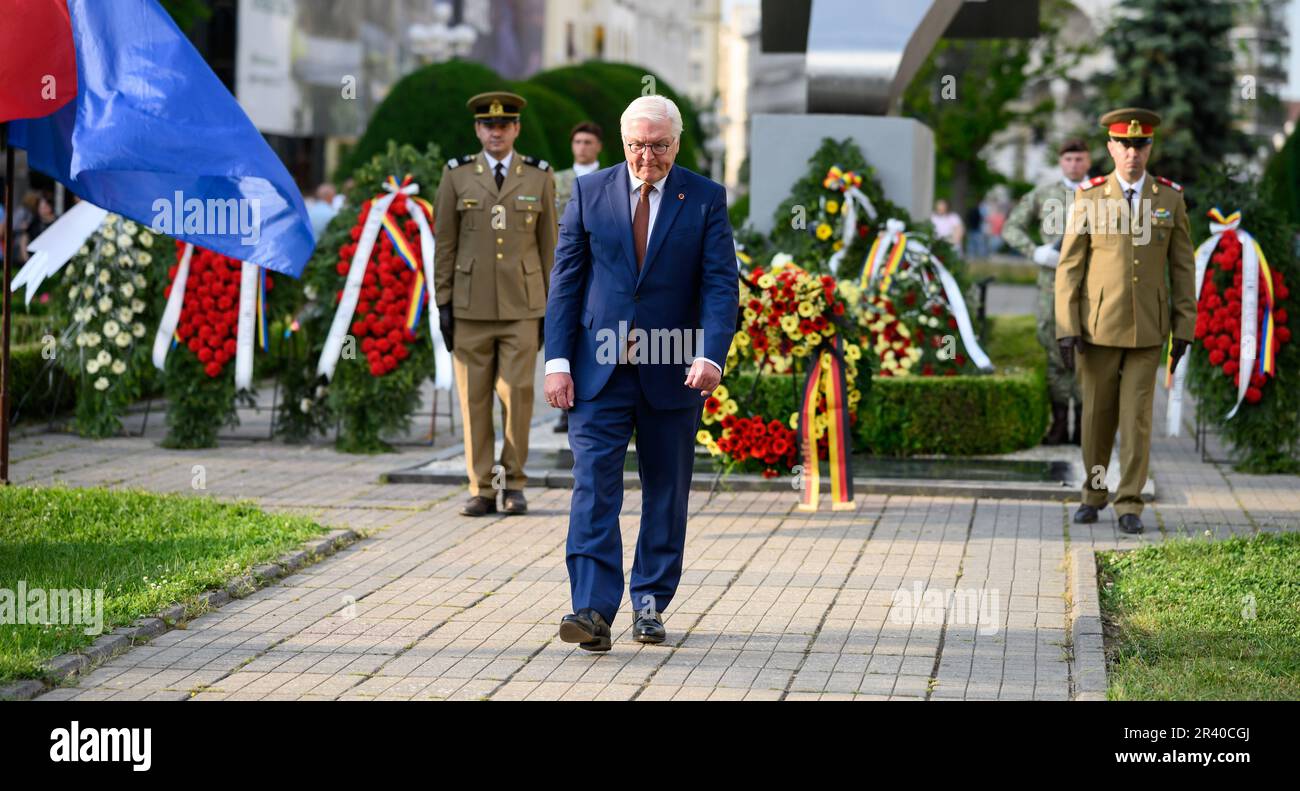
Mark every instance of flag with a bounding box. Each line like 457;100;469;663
4;0;314;277
0;0;77;122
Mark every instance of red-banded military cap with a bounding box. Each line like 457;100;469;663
1099;107;1161;140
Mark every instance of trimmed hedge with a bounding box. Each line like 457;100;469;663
6;341;75;423
507;80;590;171
720;314;1049;457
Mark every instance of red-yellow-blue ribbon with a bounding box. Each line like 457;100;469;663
878;234;907;293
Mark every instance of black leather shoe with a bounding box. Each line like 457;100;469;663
501;489;527;515
1073;503;1101;523
1118;513;1144;534
559;608;611;652
554;411;569;433
632;613;666;644
460;495;497;517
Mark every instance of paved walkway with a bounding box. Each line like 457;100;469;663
10;382;1298;701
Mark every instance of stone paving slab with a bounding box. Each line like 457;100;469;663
8;380;1298;701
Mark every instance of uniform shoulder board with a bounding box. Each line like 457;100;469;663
1080;175;1107;191
1155;175;1183;192
521;155;551;172
446;154;477;169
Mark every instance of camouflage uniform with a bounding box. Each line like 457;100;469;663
1001;179;1082;405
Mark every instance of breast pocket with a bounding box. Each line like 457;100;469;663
513;197;542;233
457;198;482;231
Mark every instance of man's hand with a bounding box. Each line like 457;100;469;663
545;372;574;410
1169;338;1190;370
1058;336;1082;372
438;305;454;353
684;359;722;397
1033;244;1060;268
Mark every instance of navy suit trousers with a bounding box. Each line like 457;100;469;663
565;363;703;627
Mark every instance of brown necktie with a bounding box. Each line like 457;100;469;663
633;182;653;270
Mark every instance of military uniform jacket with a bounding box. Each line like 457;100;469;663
1055;171;1197;348
553;167;577;214
1002;179;1077;258
434;151;558;320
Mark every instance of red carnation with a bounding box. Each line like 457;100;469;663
1209;349;1225;366
1275;309;1288;326
1245;387;1262;404
1278;326;1292;343
1223;360;1238;378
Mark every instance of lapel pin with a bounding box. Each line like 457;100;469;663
678;193;685;200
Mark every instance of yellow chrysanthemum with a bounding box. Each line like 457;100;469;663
815;223;833;240
757;274;776;289
826;200;840;215
780;314;800;333
832;240;844;252
806;332;822;347
792;345;810;358
743;307;757;322
696;430;712;444
844;344;861;361
797;300;815;317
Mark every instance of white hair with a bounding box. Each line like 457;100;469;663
620;95;683;141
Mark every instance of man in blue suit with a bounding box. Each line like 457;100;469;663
543;95;739;651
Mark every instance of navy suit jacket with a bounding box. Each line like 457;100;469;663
544;163;739;411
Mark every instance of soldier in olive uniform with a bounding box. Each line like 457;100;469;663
1055;108;1196;534
1002;139;1091;444
434;91;558;517
549;121;603;434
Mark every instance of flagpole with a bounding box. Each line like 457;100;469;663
1;121;14;485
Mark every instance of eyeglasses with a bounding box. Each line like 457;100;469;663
625;139;674;155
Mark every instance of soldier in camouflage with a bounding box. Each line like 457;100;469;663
1001;138;1091;445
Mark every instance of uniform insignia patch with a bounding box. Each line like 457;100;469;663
1155;175;1183;192
1080;175;1107;191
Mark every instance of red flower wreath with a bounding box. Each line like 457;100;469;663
1192;229;1291;404
334;194;429;377
168;242;273;378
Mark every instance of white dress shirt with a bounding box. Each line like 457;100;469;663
572;160;600;177
1115;171;1146;214
545;163;721;377
483;150;514;185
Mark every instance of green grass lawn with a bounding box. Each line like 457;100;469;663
0;485;327;683
968;258;1039;286
984;313;1046;375
1098;532;1300;700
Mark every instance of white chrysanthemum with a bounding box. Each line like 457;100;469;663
94;377;110;391
76;333;88;347
138;231;154;248
73;307;87;323
118;308;134;323
135;252;150;266
131;299;145;313
96;350;112;366
103;243;116;256
82;285;94;299
98;269;111;285
98;296;113;313
117;233;133;249
86;360;100;374
69;286;79;300
299;398;313;414
121;283;135;298
103;320;121;338
115;332;131;348
86;332;101;347
123;220;138;235
119;254;134;268
133;274;146;288
79;245;90;256
84;262;96;276
101;229;116;243
111;360;127;375
303;284;318;301
132;323;146;338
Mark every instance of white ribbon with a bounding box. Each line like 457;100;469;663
316;179;451;389
1166;215;1258;435
11;201;108;306
865;219;994;373
827;183;877;274
152;242;194;372
235;261;259;390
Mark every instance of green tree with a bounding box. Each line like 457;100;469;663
1090;0;1250;185
159;0;211;32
